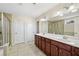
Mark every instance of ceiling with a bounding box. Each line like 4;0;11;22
48;3;79;21
0;3;58;18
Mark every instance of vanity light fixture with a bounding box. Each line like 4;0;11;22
40;18;47;21
55;11;63;16
71;9;78;12
57;11;61;15
59;13;63;16
68;5;75;11
54;11;60;17
40;16;49;21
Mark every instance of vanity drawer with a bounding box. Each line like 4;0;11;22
46;41;51;55
73;47;79;55
41;37;45;41
51;40;72;51
46;38;51;43
51;40;58;45
38;36;41;39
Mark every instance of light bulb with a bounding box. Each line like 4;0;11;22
71;9;78;12
40;18;47;21
68;5;75;11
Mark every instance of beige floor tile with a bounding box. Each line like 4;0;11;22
6;42;46;56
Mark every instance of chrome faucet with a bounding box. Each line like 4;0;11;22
63;36;67;39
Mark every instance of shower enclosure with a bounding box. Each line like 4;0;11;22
0;12;12;47
0;13;2;46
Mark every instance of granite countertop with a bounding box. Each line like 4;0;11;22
36;33;79;48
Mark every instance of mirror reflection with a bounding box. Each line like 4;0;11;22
37;3;79;37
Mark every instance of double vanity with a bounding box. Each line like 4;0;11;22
35;33;79;56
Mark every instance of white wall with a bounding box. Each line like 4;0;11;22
12;15;36;44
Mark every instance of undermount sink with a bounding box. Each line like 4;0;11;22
66;41;75;44
40;33;79;45
64;38;79;45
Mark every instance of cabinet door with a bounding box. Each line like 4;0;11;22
35;35;37;45
59;48;71;56
35;35;38;46
51;45;58;56
36;36;39;47
38;38;42;49
73;47;79;56
42;39;46;53
46;42;51;56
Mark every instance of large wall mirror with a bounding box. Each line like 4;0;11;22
37;3;79;37
38;16;79;37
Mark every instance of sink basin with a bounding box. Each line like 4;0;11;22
40;33;79;45
66;42;75;45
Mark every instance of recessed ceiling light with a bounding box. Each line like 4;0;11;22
32;3;39;5
18;3;23;6
54;11;63;17
32;3;36;5
59;13;63;16
40;18;47;21
57;11;61;15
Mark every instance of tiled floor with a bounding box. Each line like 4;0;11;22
6;41;46;56
0;47;3;56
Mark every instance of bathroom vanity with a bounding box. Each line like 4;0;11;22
35;34;79;56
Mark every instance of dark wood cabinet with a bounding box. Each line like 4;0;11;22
41;37;46;53
35;35;38;47
59;48;71;56
35;35;79;56
46;39;51;56
35;35;37;45
38;36;42;49
51;45;58;56
72;47;79;56
46;41;51;56
51;40;72;51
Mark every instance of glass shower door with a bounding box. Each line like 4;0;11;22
0;16;2;46
2;15;10;45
